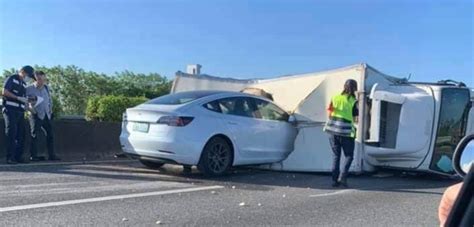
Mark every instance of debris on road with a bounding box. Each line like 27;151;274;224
156;220;163;225
239;202;247;207
121;218;128;222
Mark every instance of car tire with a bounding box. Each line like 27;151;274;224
139;159;165;169
198;136;233;177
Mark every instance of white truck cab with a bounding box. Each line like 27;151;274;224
364;81;473;175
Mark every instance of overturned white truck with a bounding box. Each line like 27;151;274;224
172;64;474;175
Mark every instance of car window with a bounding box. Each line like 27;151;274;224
216;97;259;118
203;101;222;113
254;98;289;121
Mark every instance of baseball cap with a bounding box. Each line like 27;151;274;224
20;65;35;77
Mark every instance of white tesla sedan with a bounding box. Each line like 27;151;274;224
119;90;298;176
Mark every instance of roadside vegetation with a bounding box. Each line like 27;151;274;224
1;65;171;121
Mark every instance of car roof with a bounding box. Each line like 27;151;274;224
174;90;265;99
166;90;284;112
181;90;273;101
176;90;228;96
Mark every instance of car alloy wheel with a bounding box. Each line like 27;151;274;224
198;137;233;176
208;142;231;173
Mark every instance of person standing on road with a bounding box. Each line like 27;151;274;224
324;79;359;187
2;65;35;164
26;71;60;161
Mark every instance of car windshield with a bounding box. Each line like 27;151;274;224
146;91;220;105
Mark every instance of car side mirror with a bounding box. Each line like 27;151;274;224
453;134;474;178
288;115;296;123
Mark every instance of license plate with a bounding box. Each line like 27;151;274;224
132;122;149;133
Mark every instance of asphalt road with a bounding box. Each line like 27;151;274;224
0;160;457;226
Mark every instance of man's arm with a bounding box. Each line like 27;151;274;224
46;85;53;115
352;101;359;123
327;101;334;119
3;78;28;103
439;182;463;226
2;76;17;99
2;88;18;100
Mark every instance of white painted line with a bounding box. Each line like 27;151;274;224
0;159;135;168
0;181;93;189
309;189;355;198
0;185;224;213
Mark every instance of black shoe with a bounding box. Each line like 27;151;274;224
30;156;45;162
332;181;340;187
48;155;61;161
6;159;17;165
338;179;348;188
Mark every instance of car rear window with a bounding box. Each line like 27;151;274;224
146;91;219;105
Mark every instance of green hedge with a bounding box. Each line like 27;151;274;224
85;96;102;121
86;96;148;122
51;95;63;118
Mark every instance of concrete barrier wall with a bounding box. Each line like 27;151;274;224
0;118;122;161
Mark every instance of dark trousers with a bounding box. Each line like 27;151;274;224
29;114;55;158
329;134;355;182
3;109;26;161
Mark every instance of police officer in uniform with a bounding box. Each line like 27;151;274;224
324;79;359;187
2;65;34;164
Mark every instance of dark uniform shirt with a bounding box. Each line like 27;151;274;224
2;74;27;112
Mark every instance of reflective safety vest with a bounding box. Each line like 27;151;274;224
2;74;27;112
324;94;357;137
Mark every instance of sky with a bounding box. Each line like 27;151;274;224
462;141;474;173
0;0;472;86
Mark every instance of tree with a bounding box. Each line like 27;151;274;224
1;68;16;85
2;65;172;116
113;71;171;98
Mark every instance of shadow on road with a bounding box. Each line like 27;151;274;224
0;160;203;185
0;160;458;194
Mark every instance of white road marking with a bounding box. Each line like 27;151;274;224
0;181;93;189
309;189;355;197
0;185;224;213
0;181;192;196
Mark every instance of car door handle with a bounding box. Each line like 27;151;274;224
228;121;238;125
